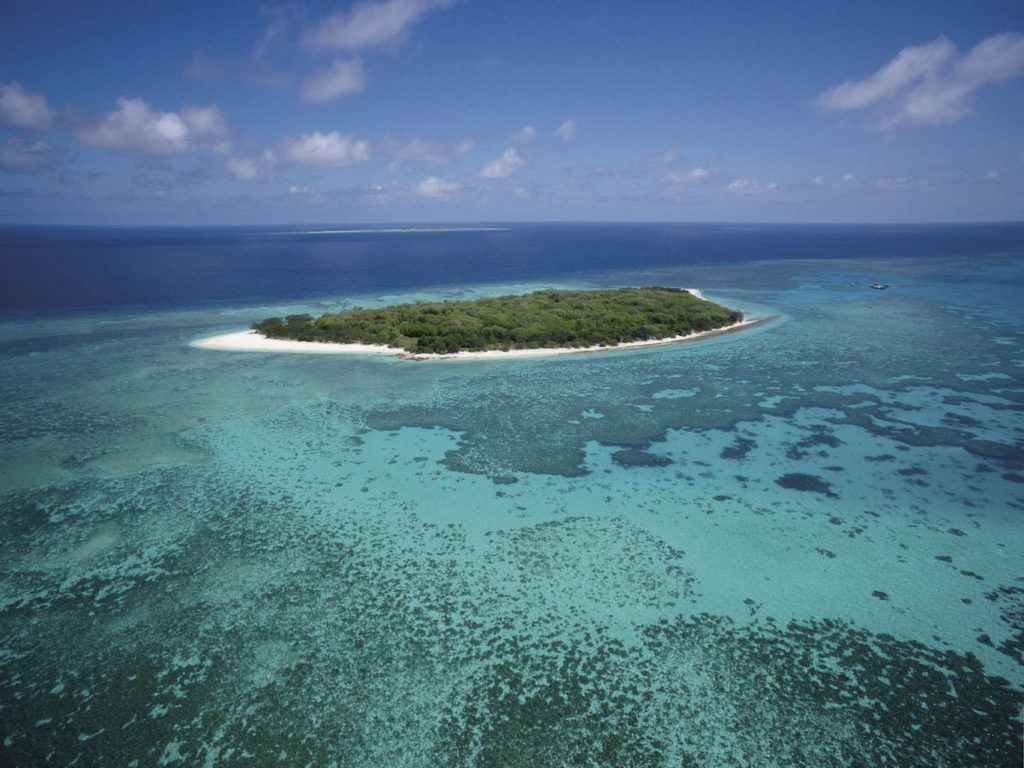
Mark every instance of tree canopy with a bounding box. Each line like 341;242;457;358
252;287;743;354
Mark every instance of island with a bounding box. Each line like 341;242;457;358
247;287;746;356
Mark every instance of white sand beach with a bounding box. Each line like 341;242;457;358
190;332;400;356
191;316;768;360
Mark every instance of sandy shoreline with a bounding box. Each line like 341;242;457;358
274;226;510;235
190;316;771;360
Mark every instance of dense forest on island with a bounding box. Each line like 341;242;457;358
252;287;744;354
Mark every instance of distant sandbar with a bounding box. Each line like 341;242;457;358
272;227;509;235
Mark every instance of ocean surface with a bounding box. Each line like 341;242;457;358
1;223;1022;766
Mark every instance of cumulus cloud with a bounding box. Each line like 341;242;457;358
379;135;476;166
479;147;524;178
304;0;453;51
359;183;394;205
74;98;231;156
0;137;57;173
227;131;371;181
226;157;261;181
0;82;56;130
415;175;459;199
663;166;711;187
555;119;577;144
226;149;279;182
511;125;537;145
300;58;366;102
811;173;857;187
280;131;371;166
817;32;1024;129
383;136;452;165
875;176;932;191
726;178;778;194
288;184;326;204
75;98;187;154
180;105;232;151
653;149;681;165
875;177;910;190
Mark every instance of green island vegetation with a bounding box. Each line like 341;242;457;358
252;287;744;355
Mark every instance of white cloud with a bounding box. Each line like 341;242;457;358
555;119;577;144
76;98;186;154
958;32;1024;82
664;166;711;187
226;157;261;181
228;131;370;181
360;183;393;205
727;178;778;194
0;82;56;130
379;135;474;167
875;176;911;191
811;173;857;188
180;105;232;153
254;8;293;62
511;125;537;145
74;98;231;156
415;175;459;199
280;131;371;166
817;32;1024;129
0;137;56;173
385;136;452;165
288;185;326;204
479;147;524;178
305;0;453;51
300;58;366;103
875;176;932;191
226;149;279;181
818;37;956;111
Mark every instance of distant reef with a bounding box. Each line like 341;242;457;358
252;287;744;355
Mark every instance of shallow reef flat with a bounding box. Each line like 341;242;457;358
1;253;1022;766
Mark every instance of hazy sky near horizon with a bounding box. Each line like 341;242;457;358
1;0;1022;225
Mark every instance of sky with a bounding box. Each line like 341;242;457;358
0;0;1022;225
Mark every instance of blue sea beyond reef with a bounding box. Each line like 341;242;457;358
1;222;1022;767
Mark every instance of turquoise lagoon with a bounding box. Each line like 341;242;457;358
0;228;1022;766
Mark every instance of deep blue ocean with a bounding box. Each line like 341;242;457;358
1;223;1022;766
3;222;1023;314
